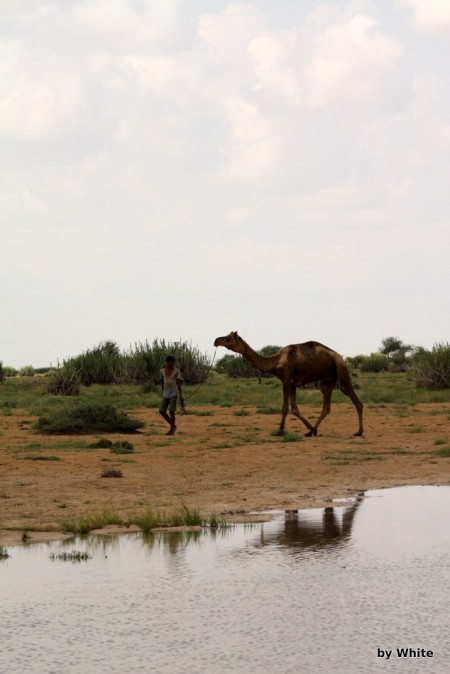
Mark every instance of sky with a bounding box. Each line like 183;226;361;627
1;0;449;368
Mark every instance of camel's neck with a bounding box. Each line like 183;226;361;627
236;339;278;374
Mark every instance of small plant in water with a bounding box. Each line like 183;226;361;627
49;550;92;562
0;545;10;560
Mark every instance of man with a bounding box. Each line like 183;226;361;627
159;355;184;435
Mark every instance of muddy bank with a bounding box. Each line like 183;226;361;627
1;403;449;541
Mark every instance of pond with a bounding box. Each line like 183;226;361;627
1;486;449;674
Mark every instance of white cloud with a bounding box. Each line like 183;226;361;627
0;1;449;366
397;0;450;34
304;11;405;111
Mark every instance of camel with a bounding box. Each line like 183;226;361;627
214;331;363;437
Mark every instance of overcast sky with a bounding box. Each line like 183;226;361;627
1;0;449;368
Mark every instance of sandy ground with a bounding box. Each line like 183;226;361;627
1;402;449;544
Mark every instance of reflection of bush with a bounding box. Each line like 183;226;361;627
34;403;144;434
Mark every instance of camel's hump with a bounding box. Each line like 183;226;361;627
289;341;335;352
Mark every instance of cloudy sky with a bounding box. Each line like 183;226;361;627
1;0;449;368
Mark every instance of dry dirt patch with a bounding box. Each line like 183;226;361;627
1;403;449;540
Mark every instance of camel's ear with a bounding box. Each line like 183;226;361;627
233;331;238;337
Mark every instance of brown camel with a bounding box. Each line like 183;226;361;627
214;331;364;437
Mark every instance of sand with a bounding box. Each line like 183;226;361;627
1;402;449;544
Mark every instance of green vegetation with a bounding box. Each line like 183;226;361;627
109;440;134;454
216;345;281;379
44;339;211;394
0;545;10;560
49;550;92;562
23;455;61;461
34;403;144;435
60;509;124;534
101;469;123;478
415;343;450;390
1;369;449;421
59;504;225;535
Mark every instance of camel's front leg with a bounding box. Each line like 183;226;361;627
290;387;316;436
275;384;290;436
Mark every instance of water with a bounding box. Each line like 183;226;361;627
1;486;449;674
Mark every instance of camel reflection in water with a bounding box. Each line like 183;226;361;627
255;493;365;553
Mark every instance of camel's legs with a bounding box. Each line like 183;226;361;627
275;383;291;435
336;365;364;436
307;380;334;436
289;387;315;435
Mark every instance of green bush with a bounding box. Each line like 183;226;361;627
55;339;211;388
34;403;144;435
19;365;35;377
359;353;390;373
46;363;81;396
215;345;281;379
2;366;18;377
217;355;259;378
69;340;121;386
415;343;450;390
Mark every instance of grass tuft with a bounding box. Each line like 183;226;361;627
34;403;144;435
50;550;92;562
0;545;10;560
101;469;123;478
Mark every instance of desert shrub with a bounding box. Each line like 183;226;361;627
57;338;211;387
69;340;122;386
415;343;450;390
34;403;144;435
110;440;134;454
46;363;81;396
89;438;113;448
101;469;123;478
2;366;18;377
217;355;259;378
123;339;210;386
19;365;35;377
346;355;366;370
359;353;390;373
216;345;281;379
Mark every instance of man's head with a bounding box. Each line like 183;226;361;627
165;355;176;368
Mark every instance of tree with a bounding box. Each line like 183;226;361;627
380;337;413;358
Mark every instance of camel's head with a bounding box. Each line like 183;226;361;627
214;331;242;353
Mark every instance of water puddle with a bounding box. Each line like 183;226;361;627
1;486;449;673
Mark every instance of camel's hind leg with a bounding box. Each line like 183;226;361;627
289;387;315;436
309;380;334;436
337;364;364;436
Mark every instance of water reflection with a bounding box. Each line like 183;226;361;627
1;487;449;674
256;494;364;552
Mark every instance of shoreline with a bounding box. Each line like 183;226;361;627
2;478;448;547
1;402;449;545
